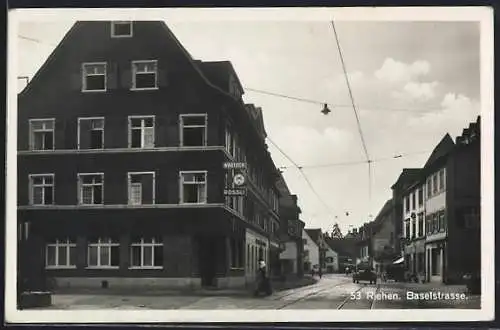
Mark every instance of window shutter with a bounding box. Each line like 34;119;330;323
120;66;132;90
157;68;169;88
107;62;118;90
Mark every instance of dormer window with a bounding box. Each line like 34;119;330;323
111;21;133;38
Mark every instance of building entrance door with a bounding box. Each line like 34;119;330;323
197;236;217;287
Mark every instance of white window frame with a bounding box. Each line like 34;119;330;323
29;173;55;205
82;62;107;92
127;172;156;205
87;238;120;269
129;238;163;269
131;60;158;91
111;21;133;38
179;170;208;204
179;114;208;147
77;117;105;150
78;173;104;205
45;239;77;269
29;118;55;151
128;115;155;148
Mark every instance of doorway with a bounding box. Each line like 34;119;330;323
197;236;218;287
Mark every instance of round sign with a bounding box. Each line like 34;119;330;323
233;173;246;186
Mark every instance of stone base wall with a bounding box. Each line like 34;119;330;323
52;277;202;290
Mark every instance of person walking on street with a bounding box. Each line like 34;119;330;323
254;259;272;297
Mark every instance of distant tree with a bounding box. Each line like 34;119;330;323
331;223;343;239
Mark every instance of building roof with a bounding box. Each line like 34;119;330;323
423;133;455;169
390;168;421;190
325;237;359;258
370;199;394;236
276;173;295;208
197;61;244;95
305;229;323;243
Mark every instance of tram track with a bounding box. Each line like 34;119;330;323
275;281;350;310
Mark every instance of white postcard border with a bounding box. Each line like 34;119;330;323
5;6;495;323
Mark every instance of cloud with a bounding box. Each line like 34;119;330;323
392;81;440;102
375;58;431;83
407;92;480;137
271;125;359;167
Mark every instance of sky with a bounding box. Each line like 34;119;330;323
16;20;481;235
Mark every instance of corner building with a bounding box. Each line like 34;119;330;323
17;21;281;290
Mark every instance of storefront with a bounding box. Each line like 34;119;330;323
245;229;269;284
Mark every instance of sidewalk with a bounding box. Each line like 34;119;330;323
51;276;317;298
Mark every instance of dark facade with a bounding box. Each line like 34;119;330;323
276;175;304;278
370;199;398;272
390;168;422;257
393;117;481;284
17;21;282;291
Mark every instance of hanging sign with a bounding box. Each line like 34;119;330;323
224;162;247;196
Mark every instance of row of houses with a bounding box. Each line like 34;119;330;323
339;117;481;284
16;20;312;291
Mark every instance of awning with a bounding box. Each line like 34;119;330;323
393;256;404;264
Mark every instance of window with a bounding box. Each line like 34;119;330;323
426;215;432;234
411;192;416;210
405;220;411;240
418;188;423;207
180;171;207;204
180;114;207;147
129;116;155;148
87;237;120;268
128;172;155;205
432;214;438;233
130;237;163;269
230;238;244;269
438;169;445;191
418;213;424;237
438;211;446;232
411;219;416;239
225;125;235;157
82;63;106;92
111;21;133;38
46;239;76;268
432;174;438;194
29;119;54;150
427;178;432;198
78;118;104;149
132;61;158;90
78;173;104;205
29;174;54;205
405;195;410;212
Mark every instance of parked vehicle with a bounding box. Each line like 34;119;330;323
353;268;377;284
385;264;405;282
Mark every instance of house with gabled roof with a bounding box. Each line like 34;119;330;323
17;20;283;293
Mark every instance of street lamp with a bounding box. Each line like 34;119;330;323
321;103;331;115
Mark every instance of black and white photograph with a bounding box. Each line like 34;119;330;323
5;7;494;323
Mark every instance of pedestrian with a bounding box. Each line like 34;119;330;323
254;259;272;297
318;268;323;279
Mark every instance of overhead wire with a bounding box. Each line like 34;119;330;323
267;136;337;218
330;19;374;211
277;150;431;170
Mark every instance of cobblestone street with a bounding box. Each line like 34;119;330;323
42;274;480;310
